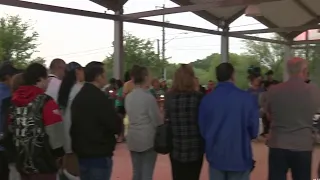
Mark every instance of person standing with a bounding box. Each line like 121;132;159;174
199;63;259;180
125;66;162;180
115;79;125;143
0;62;20;180
70;61;121;180
46;58;66;101
166;64;204;180
123;65;140;97
206;80;215;94
9;63;65;180
266;57;320;180
57;62;84;179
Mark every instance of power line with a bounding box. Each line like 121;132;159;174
140;23;262;40
43;46;113;59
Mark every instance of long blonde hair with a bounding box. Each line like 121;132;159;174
171;64;196;92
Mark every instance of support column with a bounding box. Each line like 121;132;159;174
113;9;124;80
283;44;292;81
221;27;229;63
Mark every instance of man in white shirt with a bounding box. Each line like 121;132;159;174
46;58;66;101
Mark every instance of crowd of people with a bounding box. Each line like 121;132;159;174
0;56;319;180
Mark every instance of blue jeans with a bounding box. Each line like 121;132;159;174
130;149;157;180
79;157;113;180
209;167;250;180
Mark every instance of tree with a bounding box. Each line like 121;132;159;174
29;57;46;65
104;33;164;79
0;15;38;68
243;35;285;81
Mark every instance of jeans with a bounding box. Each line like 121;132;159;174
130;149;157;180
79;157;113;180
268;148;311;180
209;167;250;180
170;156;203;180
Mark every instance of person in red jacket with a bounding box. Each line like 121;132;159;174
8;63;65;180
206;80;215;94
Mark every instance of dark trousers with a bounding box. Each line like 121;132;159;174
0;151;9;180
261;115;270;135
268;148;311;180
170;156;203;180
21;174;56;180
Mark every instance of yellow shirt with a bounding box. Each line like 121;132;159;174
123;80;134;96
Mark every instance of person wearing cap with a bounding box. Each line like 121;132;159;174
0;62;20;180
46;58;66;102
57;62;84;180
159;79;168;92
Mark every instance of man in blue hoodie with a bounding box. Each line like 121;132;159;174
0;62;20;180
198;63;259;180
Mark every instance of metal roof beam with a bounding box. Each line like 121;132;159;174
0;0;287;45
231;24;320;34
253;16;291;40
288;18;320;39
123;3;218;20
293;0;318;18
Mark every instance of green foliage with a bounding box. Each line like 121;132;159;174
242;35;285;81
104;33;165;79
29;57;46;65
0;15;38;68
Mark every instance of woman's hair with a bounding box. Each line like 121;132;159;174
58;62;82;110
23;63;48;85
11;73;24;92
116;79;123;89
132;66;148;85
171;64;196;92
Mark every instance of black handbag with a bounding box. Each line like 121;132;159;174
154;93;173;154
154;121;172;154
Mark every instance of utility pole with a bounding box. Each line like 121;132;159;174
161;4;166;79
156;39;160;60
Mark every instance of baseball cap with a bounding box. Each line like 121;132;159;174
0;62;20;79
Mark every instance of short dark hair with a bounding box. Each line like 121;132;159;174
265;70;274;76
49;58;65;70
216;63;234;82
23;63;48;85
84;61;105;82
109;78;116;84
132;66;148;85
130;65;140;77
0;62;20;81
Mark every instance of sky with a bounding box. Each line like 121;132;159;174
0;0;269;66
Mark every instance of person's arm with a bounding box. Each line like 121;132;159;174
42;99;65;159
148;96;162;127
100;96;121;135
247;94;260;139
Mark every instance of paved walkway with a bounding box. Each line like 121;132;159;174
111;142;320;180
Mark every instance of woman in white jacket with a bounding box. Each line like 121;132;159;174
57;62;84;180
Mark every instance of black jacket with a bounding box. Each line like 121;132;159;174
71;83;121;158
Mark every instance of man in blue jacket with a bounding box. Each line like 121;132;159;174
198;63;259;180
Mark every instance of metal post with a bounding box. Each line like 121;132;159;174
283;44;292;81
113;9;124;80
221;26;229;63
161;4;166;79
